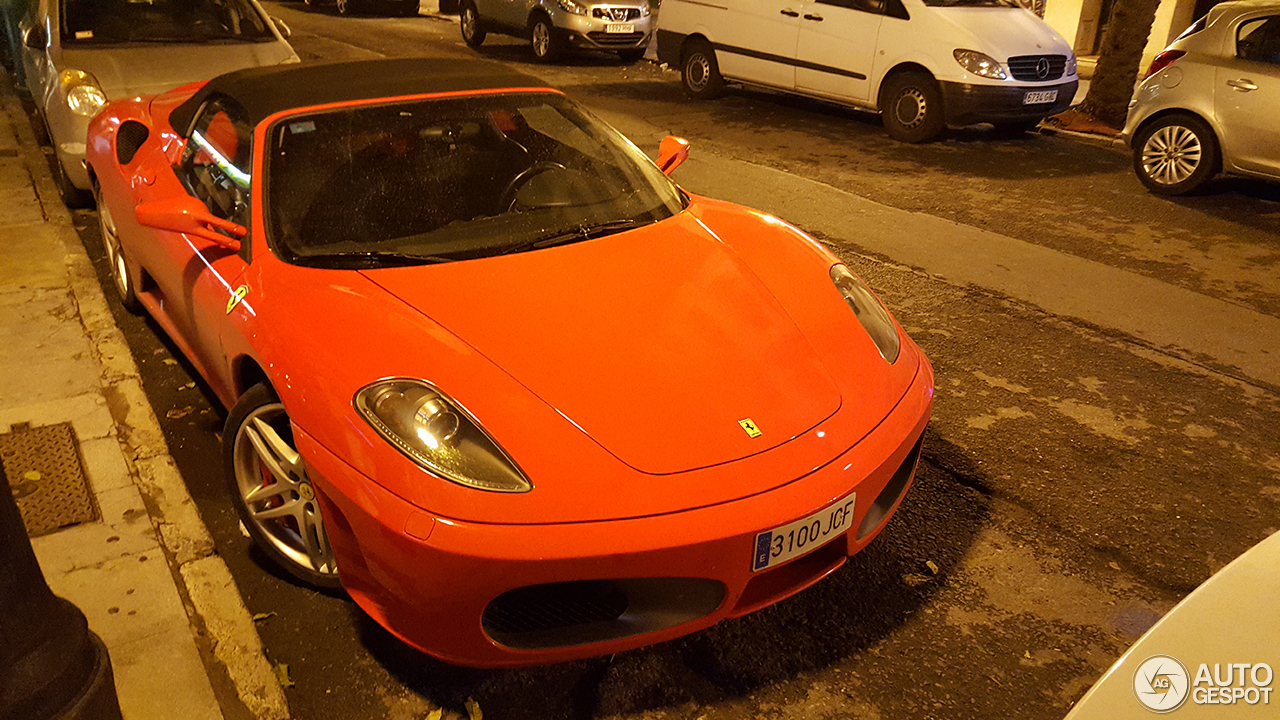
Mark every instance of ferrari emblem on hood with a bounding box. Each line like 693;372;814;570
738;418;762;438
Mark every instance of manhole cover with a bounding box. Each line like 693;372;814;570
1;422;98;536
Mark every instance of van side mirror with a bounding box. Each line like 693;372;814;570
136;195;245;252
656;136;690;175
24;26;48;50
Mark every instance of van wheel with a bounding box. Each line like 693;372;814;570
529;16;563;62
880;71;944;143
1133;113;1219;196
460;1;485;46
682;39;723;99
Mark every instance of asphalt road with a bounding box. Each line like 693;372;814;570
48;4;1280;719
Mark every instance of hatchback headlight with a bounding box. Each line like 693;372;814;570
557;0;586;14
354;379;532;493
60;69;107;117
953;50;1007;80
830;264;900;364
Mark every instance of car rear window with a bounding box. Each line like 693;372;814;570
60;0;274;44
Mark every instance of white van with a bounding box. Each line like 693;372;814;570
655;0;1078;142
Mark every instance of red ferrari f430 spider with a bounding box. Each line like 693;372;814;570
87;58;934;667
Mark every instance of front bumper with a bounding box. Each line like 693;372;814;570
940;79;1078;126
553;11;651;51
300;358;933;667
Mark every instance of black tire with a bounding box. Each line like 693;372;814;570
93;178;143;314
529;15;563;62
617;47;645;64
225;383;342;589
681;38;723;99
55;156;94;208
1133;113;1219;196
460;1;485;46
879;70;945;143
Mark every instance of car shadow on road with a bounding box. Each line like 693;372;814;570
350;427;993;719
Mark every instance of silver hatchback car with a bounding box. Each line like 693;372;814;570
1122;0;1280;195
19;0;298;206
459;0;652;63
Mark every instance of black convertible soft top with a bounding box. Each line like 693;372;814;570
168;58;552;134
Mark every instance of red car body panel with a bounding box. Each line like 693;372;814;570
85;63;935;667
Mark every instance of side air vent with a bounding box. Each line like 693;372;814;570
115;121;150;165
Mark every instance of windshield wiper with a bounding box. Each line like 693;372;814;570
510;219;647;253
300;250;457;268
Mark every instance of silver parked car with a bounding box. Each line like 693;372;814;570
459;0;652;63
1122;0;1280;195
19;0;298;206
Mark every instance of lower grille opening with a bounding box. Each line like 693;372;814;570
731;535;848;617
482;577;724;650
857;433;924;539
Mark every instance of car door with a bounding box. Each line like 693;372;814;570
793;0;886;103
136;98;254;400
1215;13;1280;176
711;0;802;91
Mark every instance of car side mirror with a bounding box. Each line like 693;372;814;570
272;17;292;39
136;195;245;252
24;25;47;50
656;136;690;176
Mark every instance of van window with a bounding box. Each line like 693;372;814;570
922;0;1016;7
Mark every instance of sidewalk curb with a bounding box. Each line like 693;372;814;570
2;81;290;720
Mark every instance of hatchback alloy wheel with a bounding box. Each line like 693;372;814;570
1133;114;1219;196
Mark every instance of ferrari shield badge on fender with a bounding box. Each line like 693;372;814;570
739;418;762;438
226;285;250;315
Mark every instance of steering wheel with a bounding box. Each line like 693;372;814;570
498;161;567;211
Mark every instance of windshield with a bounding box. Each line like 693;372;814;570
60;0;275;44
266;92;687;268
922;0;1018;7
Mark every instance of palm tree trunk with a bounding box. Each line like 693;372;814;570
1077;0;1163;128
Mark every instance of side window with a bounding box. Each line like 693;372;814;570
1238;16;1280;65
815;0;886;14
180;97;252;233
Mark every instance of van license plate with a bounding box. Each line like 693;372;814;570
1023;90;1058;105
752;489;857;572
605;23;634;33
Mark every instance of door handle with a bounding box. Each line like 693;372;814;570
779;9;799;16
803;13;823;20
1227;78;1257;92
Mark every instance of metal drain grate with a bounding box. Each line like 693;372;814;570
1;422;98;536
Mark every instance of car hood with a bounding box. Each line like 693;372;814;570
934;7;1073;63
361;213;843;476
60;42;295;100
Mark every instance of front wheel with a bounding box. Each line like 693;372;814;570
460;1;485;46
225;384;341;589
681;38;723;99
879;71;945;143
94;179;143;314
1133;114;1219;196
529;16;562;62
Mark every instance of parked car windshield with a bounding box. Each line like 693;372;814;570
265;92;688;268
60;0;275;44
923;0;1018;7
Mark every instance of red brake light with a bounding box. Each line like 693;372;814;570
1144;49;1186;79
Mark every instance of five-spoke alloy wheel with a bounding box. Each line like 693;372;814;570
226;384;340;588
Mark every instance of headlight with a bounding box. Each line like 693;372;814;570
1066;53;1078;77
953;50;1007;80
354;379;532;493
556;0;586;14
60;69;107;117
640;3;651;15
830;264;900;364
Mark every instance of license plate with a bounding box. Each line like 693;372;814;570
752;489;857;572
1023;90;1058;105
605;23;634;33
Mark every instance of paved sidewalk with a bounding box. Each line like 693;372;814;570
0;71;288;720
